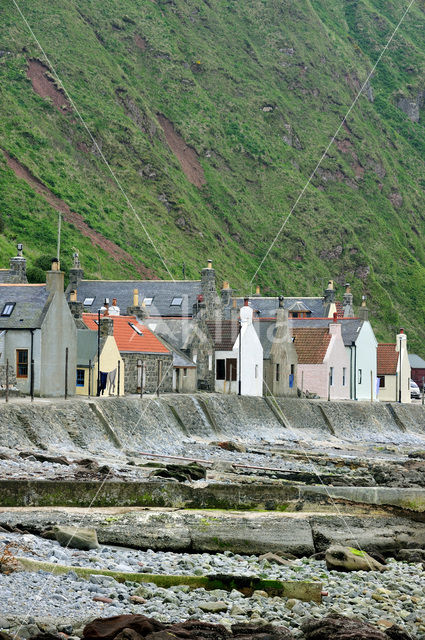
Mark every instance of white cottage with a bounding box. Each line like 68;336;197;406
206;300;263;396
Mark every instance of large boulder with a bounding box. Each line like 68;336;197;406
396;548;425;563
54;525;99;550
325;545;386;572
301;614;386;640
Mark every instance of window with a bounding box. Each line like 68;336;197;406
343;367;346;386
83;297;95;306
216;359;225;380
290;364;295;375
226;358;237;381
171;297;183;306
16;349;28;378
358;369;362;384
76;369;85;387
329;367;334;386
378;376;385;388
183;368;187;377
143;297;153;306
276;363;280;382
129;322;143;336
1;303;15;317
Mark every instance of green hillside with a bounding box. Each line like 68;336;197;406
1;0;425;352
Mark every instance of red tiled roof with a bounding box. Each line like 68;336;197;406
335;301;344;319
206;320;239;351
82;314;170;354
377;343;398;375
291;327;331;364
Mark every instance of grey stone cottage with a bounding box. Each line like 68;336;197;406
0;257;77;397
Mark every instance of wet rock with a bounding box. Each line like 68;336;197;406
258;552;294;566
150;462;206;482
53;526;99;551
325;545;385;572
397;548;425;562
199;601;228;612
301;614;387;639
215;441;247;453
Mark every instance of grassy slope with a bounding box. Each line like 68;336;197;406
0;0;425;352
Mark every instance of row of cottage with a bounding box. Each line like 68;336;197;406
0;245;420;403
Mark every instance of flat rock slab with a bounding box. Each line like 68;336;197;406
1;508;424;556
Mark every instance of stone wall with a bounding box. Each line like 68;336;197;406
121;352;173;393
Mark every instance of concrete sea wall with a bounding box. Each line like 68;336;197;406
0;395;424;456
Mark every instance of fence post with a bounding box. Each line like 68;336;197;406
65;347;68;400
5;359;9;403
117;360;120;396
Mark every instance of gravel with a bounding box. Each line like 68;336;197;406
0;533;424;637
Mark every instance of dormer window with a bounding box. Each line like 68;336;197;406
1;303;15;317
171;297;183;306
83;297;95;306
143;297;153;306
129;322;143;336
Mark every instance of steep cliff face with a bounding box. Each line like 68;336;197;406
1;1;425;351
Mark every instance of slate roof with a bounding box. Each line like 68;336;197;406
409;353;425;369
0;284;50;329
291;327;331;364
77;329;98;366
254;319;276;359
224;296;327;318
147;317;194;351
74;280;202;318
157;336;196;368
377;343;398;375
289;317;365;346
206;320;239;351
81;314;170;354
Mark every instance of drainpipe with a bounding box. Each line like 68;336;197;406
399;334;402;403
30;329;34;402
238;319;242;396
352;340;357;401
97;309;101;396
349;344;353;400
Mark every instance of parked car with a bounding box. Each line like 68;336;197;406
410;379;421;399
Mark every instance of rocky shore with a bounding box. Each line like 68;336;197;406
0;532;424;638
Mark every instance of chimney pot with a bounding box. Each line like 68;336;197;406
70;290;77;302
345;283;351;293
244;297;249;307
399;328;404;334
232;298;237;308
51;258;60;271
333;311;338;323
361;296;367;307
328;280;334;290
133;288;139;306
255;285;260;295
222;281;229;290
207;259;212;269
279;295;284;308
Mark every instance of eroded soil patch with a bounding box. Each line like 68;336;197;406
27;60;72;114
134;34;147;50
157;115;205;188
2;151;153;277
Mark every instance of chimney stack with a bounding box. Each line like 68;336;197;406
9;242;27;283
343;282;354;317
100;316;114;339
221;280;232;306
46;258;64;294
358;295;369;321
68;290;83;322
201;259;222;320
69;251;84;292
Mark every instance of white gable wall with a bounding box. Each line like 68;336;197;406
345;321;378;401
